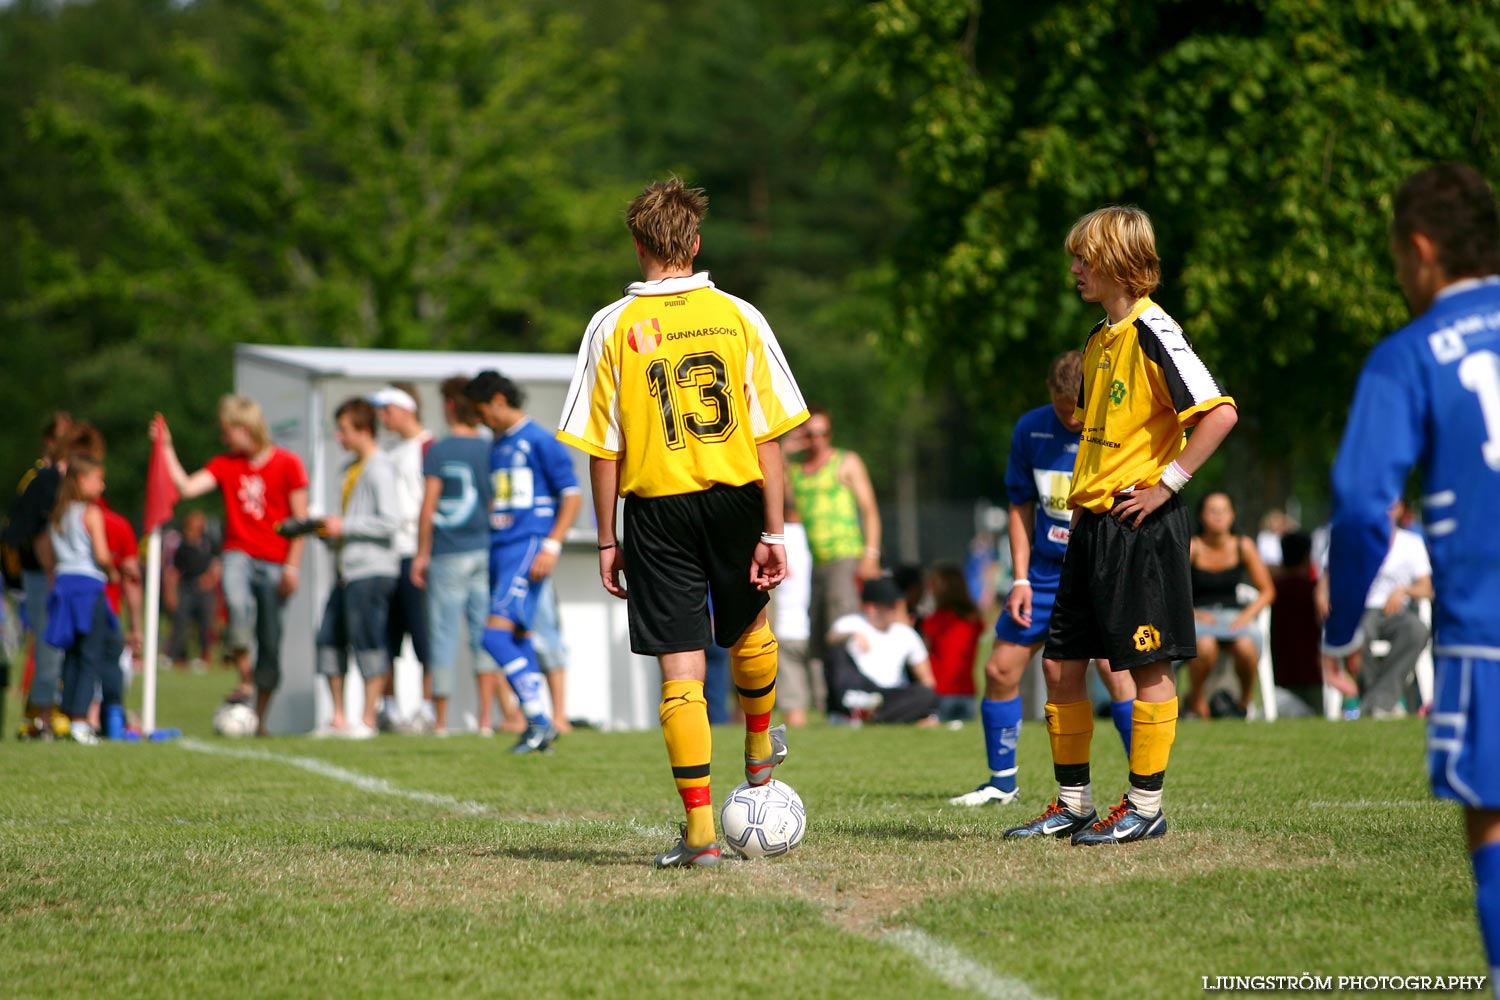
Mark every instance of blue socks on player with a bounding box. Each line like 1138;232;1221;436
1111;699;1134;756
482;627;550;727
1474;841;1500;985
980;697;1022;793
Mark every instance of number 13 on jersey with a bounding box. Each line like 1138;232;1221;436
647;350;738;449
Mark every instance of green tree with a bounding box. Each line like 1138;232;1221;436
6;0;634;515
838;0;1500;516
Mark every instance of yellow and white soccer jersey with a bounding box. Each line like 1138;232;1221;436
1069;297;1236;513
557;272;808;498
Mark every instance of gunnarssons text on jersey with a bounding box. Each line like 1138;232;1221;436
558;272;809;498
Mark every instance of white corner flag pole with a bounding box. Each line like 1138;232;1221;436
142;527;163;735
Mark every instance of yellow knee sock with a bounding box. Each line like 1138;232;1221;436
660;680;714;846
730;621;778;761
1046;700;1095;813
1128;697;1178;808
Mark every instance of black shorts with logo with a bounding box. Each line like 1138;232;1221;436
1042;493;1197;671
622;482;769;656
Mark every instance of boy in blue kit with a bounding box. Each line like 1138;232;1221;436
464;371;582;754
950;352;1136;807
1325;164;1500;992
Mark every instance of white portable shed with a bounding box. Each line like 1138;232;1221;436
234;344;662;734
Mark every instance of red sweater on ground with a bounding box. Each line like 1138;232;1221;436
921;608;982;697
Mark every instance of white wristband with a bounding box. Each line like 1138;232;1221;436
759;532;786;546
1010;579;1031;589
1160;460;1192;494
541;538;562;555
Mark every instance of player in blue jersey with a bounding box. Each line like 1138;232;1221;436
464;371;583;753
949;352;1136;807
1325;164;1500;991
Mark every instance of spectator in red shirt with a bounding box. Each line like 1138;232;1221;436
921;565;984;724
153;396;309;732
1270;530;1324;715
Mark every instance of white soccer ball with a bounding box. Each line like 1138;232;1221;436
212;701;259;738
720;779;806;858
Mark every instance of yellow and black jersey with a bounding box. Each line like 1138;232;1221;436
1069;297;1235;513
557;272;808;498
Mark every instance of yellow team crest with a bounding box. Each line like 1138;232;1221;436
1132;624;1162;653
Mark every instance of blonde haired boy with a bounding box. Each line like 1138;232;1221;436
559;178;808;866
1006;205;1238;845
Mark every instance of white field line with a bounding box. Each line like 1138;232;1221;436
884;928;1052;1000
179;738;1043;997
1171;800;1434;813
179;737;490;814
176;737;676;838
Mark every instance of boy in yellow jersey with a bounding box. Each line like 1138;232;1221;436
558;178;809;867
1005;205;1238;845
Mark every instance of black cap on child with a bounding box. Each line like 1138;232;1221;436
860;576;902;607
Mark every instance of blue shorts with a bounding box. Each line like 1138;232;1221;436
490;537;543;631
993;559;1062;648
1428;655;1500;809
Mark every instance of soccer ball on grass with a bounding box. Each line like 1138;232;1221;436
212;701;259;738
720;779;806;858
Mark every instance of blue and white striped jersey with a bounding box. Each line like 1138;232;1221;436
1326;276;1500;657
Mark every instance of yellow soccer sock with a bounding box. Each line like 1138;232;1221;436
660;680;714;846
1045;700;1095;815
730;621;778;762
1128;697;1178;816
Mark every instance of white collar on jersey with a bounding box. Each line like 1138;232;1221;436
501;415;533;439
625;271;714;297
1435;274;1500;301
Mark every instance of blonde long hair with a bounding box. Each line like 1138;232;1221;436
1064;205;1161;300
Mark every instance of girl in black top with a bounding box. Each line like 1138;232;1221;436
1185;492;1276;718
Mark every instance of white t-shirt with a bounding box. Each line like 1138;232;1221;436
385;430;433;558
1364;528;1432;610
830;613;928;689
771;522;812;641
1256;529;1283;567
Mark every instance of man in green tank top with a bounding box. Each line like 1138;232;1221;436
786;405;883;719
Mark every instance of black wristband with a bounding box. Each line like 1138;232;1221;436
598;542;617;551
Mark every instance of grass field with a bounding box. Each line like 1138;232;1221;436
0;671;1487;999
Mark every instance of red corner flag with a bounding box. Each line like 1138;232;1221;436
144;420;179;534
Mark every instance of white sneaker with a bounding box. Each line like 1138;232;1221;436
841;690;883;726
949;783;1021;807
477;726;494;738
69;721;99;746
341;722;377;740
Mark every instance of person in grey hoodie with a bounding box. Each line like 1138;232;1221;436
316;398;401;738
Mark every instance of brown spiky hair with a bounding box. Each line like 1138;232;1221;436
626;178;708;269
1045;350;1084;397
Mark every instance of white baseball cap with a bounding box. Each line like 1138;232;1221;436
369;386;418;412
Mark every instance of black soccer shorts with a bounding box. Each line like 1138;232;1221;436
1043;493;1198;671
621;482;769;656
